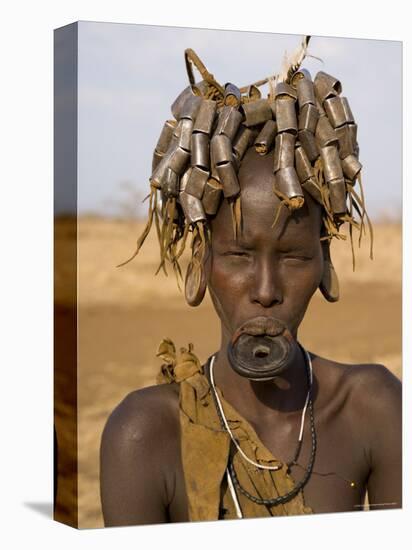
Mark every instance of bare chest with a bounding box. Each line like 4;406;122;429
169;379;370;519
252;394;370;514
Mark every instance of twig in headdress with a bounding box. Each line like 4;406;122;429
283;35;311;83
184;48;225;97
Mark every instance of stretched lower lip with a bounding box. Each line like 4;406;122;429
227;316;296;380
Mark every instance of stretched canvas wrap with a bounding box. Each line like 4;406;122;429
54;21;402;529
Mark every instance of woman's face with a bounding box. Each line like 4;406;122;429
207;148;325;343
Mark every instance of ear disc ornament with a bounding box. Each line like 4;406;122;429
184;259;207;307
319;259;340;302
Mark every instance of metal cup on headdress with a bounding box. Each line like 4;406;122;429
254;120;277;156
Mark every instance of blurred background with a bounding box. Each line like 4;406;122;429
54;22;402;528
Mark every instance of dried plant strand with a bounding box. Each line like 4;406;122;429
272;199;287;229
184;48;225;97
116;185;158;268
156;197;177;275
347;183;356;272
285;35;311;83
348;183;373;260
229;197;242;241
355;172;373;259
234;194;242;238
175;222;190;261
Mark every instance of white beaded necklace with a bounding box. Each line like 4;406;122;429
208;347;313;472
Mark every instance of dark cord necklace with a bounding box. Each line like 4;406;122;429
207;344;317;507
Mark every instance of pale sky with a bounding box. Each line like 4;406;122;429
67;21;401;220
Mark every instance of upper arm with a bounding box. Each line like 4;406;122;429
99;388;175;526
356;365;402;510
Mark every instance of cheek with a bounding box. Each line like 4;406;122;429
208;255;248;301
206;253;253;324
284;256;323;295
281;255;324;323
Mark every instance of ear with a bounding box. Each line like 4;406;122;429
184;230;210;307
319;240;340;302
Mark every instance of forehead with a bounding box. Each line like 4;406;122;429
211;148;322;247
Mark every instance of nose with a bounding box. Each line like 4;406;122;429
250;256;283;308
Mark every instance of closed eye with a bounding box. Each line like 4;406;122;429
223;250;251;257
282;255;313;263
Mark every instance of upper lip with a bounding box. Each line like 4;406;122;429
232;316;287;342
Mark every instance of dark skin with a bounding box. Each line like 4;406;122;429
100;149;402;526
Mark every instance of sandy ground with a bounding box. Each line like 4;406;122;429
54;216;402;528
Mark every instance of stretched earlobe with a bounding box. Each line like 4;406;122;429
319;242;340;302
184;227;210;307
184;258;207;307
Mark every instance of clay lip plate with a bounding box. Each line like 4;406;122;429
227;317;296;380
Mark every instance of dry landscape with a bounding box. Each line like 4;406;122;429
54;215;402;528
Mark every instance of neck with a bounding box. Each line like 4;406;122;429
211;326;312;421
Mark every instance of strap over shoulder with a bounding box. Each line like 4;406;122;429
156;338;204;384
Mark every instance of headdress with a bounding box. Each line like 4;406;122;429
118;35;373;303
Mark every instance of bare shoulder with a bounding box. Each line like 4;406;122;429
345;361;401;398
312;353;401;418
102;382;180;449
100;383;182;525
